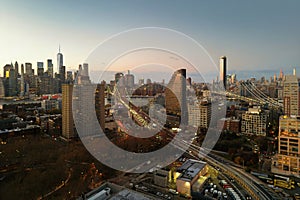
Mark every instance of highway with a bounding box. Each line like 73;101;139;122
176;138;281;200
110;86;280;200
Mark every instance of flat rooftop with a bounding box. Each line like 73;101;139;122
110;189;153;200
177;159;206;181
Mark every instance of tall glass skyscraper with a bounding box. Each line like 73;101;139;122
165;69;188;125
47;59;53;77
57;45;63;73
220;56;227;89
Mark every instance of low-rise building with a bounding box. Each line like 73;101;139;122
176;159;208;197
217;117;240;133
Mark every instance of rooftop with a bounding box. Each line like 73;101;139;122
177;159;207;181
110;189;152;200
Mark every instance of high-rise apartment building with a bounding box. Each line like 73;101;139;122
95;83;106;131
188;100;211;128
241;107;268;136
272;116;300;176
283;75;300;116
62;84;74;139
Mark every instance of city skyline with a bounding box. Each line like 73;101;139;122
2;1;300;199
1;0;300;75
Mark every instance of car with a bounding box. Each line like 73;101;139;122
156;192;163;197
169;189;179;195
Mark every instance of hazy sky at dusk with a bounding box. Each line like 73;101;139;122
1;0;300;79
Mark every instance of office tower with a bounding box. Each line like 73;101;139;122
62;84;74;139
47;59;53;77
115;72;124;86
21;64;24;75
82;63;89;77
60;66;66;82
272;116;300;176
76;64;91;85
57;45;63;73
0;78;4;98
220;56;227;89
8;68;17;96
125;70;134;88
293;68;297;76
20;73;25;97
25;63;33;75
95;83;105;130
66;71;73;83
241;107;268;136
39;76;54;94
165;69;188;125
19;64;25;96
283;75;300;116
37;62;44;77
3;64;12;78
14;61;19;76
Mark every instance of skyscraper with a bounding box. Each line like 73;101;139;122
3;64;12;78
165;69;188;125
283;75;300;116
60;66;66;82
125;70;134;88
25;63;33;75
220;56;227;89
0;78;5;98
82;63;89;77
62;83;74;139
19;64;25;96
95;82;106;130
8;68;17;96
115;72;124;86
273;74;300;176
57;45;63;73
76;64;91;85
37;62;44;77
14;61;19;76
47;59;53;77
20;64;24;75
66;71;73;83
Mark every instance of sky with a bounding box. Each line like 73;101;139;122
1;0;300;81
